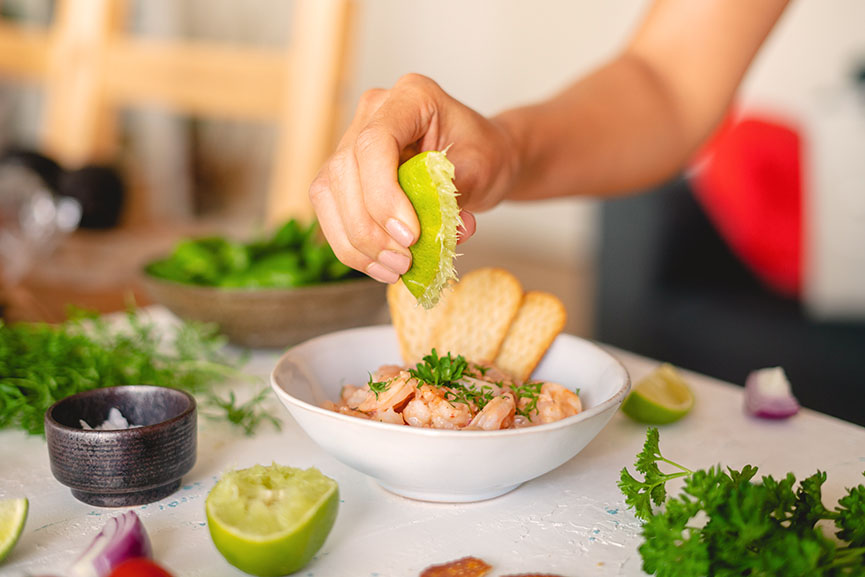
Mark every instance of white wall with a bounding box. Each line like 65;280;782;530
348;0;865;267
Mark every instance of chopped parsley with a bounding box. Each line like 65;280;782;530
409;349;468;388
513;380;543;418
367;374;390;399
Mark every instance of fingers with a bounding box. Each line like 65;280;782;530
355;75;447;249
456;210;476;245
310;167;407;284
310;74;492;284
309;87;417;284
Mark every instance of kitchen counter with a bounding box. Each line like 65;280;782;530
2;307;864;576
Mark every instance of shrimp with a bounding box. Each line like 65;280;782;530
403;385;473;429
357;371;415;413
372;364;403;381
323;401;372;419
340;385;368;408
467;393;515;430
372;407;404;425
533;382;582;424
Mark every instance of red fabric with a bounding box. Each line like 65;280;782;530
691;115;803;298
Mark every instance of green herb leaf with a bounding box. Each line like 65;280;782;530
0;307;276;436
620;428;865;575
367;373;390;400
409;349;468;389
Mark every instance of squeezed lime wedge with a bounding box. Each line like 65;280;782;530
622;363;694;424
0;497;28;564
206;464;338;577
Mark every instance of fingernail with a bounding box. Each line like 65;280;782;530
386;218;415;248
377;250;411;275
366;261;399;284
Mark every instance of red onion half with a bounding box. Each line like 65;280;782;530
69;511;152;577
744;366;799;419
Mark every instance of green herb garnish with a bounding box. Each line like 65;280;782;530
443;382;496;410
204;388;282;436
367;374;390;400
409;349;468;389
409;349;501;409
513;380;543;418
619;427;865;576
0;307;278;436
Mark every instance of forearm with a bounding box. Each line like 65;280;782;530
495;53;696;201
495;0;790;201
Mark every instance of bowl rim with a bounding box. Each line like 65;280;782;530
270;324;632;438
44;384;197;435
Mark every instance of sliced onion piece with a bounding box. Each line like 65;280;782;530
69;511;152;577
744;366;799;419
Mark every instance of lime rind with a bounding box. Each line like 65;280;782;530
621;363;694;424
207;464;337;540
0;497;28;564
398;150;462;309
421;151;461;308
205;464;339;576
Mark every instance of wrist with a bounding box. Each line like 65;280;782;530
491;105;538;202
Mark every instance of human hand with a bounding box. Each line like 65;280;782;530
309;74;518;283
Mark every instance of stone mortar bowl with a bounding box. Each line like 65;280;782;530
45;385;197;507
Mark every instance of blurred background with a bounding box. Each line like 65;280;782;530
1;1;863;420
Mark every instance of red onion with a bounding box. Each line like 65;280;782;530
69;511;152;577
744;366;799;419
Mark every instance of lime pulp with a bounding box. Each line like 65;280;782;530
206;464;338;577
621;363;694;424
0;497;28;564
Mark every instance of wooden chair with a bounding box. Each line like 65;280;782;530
0;0;355;224
0;0;356;322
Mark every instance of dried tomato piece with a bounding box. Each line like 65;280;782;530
420;556;493;577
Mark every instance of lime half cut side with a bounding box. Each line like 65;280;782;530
622;363;694;424
0;497;28;564
206;464;339;577
397;150;461;309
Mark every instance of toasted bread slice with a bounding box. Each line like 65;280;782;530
432;267;523;364
494;291;567;382
387;281;451;364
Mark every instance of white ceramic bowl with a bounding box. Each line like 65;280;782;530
270;325;630;502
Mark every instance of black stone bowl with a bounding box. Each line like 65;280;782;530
45;385;197;507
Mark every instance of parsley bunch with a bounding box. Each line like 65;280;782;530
619;428;865;576
0;308;278;436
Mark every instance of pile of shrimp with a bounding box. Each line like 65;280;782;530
323;361;582;430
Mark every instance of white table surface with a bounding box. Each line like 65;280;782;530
2;307;864;577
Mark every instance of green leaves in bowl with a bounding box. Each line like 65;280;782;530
146;219;360;289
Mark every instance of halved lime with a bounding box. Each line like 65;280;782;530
205;464;339;577
0;497;28;564
397;150;461;309
622;363;694;424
